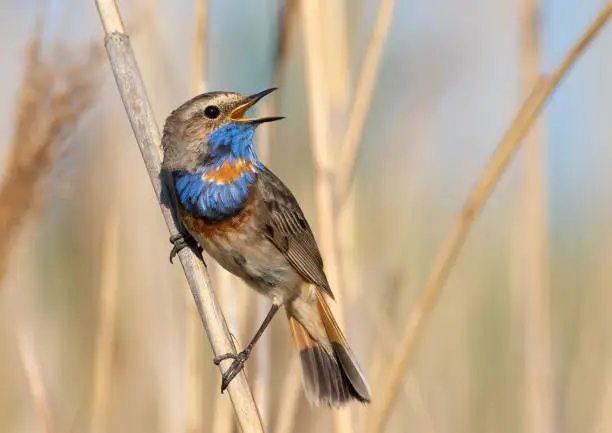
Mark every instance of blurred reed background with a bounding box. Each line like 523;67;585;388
1;0;612;432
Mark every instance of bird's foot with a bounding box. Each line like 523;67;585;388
213;347;252;393
169;234;202;263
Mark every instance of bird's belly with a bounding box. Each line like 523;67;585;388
181;211;301;303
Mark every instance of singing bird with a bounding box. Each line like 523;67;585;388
161;88;371;406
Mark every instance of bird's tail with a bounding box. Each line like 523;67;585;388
287;289;371;407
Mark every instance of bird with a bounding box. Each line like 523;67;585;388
161;88;371;407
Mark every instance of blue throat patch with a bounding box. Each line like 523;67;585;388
174;122;263;221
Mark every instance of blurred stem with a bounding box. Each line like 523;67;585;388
519;0;554;432
272;357;302;433
593;345;612;433
252;103;273;426
94;1;263;431
17;328;54;433
370;6;612;432
273;0;297;82
212;270;238;433
300;0;343;298
253;295;271;428
253;4;299;429
187;2;207;432
90;212;120;433
186;296;204;433
300;1;353;432
192;0;208;94
336;0;396;203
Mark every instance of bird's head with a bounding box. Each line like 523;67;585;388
161;88;283;172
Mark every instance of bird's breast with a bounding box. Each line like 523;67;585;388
202;158;256;185
174;158;259;220
179;195;255;240
180;197;301;301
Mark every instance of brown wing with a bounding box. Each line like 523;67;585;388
254;168;333;299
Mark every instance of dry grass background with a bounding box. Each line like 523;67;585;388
1;0;612;432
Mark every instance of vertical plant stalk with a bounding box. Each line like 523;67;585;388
187;2;208;432
253;99;276;430
520;0;554;432
272;357;302;433
593;347;612;433
185;286;205;433
192;0;208;95
300;1;353;432
259;4;300;430
301;1;396;430
336;0;396;203
212;270;239;433
370;6;612;432
300;0;343;301
17;328;54;433
335;9;397;426
93;1;263;431
90;212;120;433
253;294;271;428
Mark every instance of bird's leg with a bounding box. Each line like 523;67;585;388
214;303;281;392
168;233;203;263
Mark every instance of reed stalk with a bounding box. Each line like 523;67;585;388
90;212;120;433
336;0;396;204
519;0;554;431
300;1;353;432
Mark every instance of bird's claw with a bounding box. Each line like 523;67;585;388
168;234;203;263
213;348;251;393
169;234;187;263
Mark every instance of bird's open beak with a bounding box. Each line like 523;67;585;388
229;88;285;125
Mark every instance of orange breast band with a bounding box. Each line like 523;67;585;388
201;158;254;185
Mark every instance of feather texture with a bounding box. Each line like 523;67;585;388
288;315;355;406
254;168;334;298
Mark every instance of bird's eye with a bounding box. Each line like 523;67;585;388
204;105;220;119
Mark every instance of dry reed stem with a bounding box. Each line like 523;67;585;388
273;0;298;81
322;0;351;112
192;0;208;95
185;294;205;433
252;101;278;430
187;2;208;432
212;269;239;433
17;328;54;433
336;0;396;203
370;6;612;432
252;4;301;429
93;1;263;431
519;0;554;432
0;38;99;284
300;0;339;278
272;356;302;433
300;1;354;432
253;295;271;428
593;347;612;433
90;212;120;433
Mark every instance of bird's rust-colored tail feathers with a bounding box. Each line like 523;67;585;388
288;290;371;407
